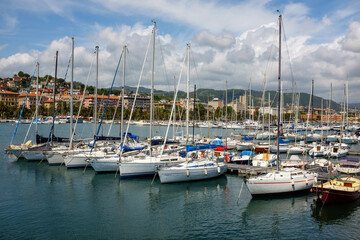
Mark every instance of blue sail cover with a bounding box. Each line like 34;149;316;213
186;144;219;152
120;143;144;152
123;132;139;142
244;135;253;141
240;151;254;157
279;137;290;144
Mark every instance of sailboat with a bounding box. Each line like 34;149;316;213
158;43;227;183
245;14;317;196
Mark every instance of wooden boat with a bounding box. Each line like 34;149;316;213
312;176;360;204
254;142;269;153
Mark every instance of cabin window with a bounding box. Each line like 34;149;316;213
344;182;352;187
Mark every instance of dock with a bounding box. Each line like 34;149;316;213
226;163;272;175
348;150;360;156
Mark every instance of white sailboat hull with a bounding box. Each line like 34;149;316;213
22;151;47;161
91;158;119;172
119;162;161;177
159;164;227;183
246;170;317;195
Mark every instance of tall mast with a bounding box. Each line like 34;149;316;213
193;84;196;144
121;45;126;143
225;80;228;146
149;21;156;156
70;37;74;142
35;62;39;136
173;76;176;140
207;96;210;138
311;79;314;120
94;46;99;136
52;51;58;145
186;43;190;143
346;78;349;128
276;14;282;171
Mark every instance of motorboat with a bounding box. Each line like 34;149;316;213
312;176;360;204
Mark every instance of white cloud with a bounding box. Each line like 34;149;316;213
193;30;235;50
342;22;360;53
1;1;360;103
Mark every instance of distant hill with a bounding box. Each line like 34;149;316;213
348;103;360;109
116;85;342;111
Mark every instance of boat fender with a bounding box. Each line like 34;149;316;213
225;155;230;163
201;152;205;158
204;168;207;176
217;166;221;174
186;169;190;177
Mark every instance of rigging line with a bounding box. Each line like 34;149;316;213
23;74;51;143
70;51;96;148
48;52;72;143
118;36;152;159
156;32;170;90
10;65;37;145
189;47;201;91
281;18;296;105
160;47;187;157
91;51;123;153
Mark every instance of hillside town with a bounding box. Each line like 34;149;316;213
0;71;358;123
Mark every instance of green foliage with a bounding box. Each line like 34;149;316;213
18;71;24;77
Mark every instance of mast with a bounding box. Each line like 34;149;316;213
52;51;58;145
276;14;282;171
121;45;126;143
207;96;210;138
94;46;99;136
186;43;190;143
193;84;196;144
311;79;314;121
149;21;156;156
346;78;349;129
70;37;74;143
173;76;176;140
225;80;228;146
35;62;39;136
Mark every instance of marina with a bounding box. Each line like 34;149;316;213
1;122;360;239
1;7;360;238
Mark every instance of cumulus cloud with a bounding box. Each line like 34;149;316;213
194;30;235;50
1;0;360;103
342;22;360;52
226;44;255;63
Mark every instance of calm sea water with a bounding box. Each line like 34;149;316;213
0;122;359;239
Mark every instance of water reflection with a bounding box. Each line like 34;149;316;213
310;199;360;224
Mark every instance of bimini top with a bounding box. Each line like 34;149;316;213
186;144;221;152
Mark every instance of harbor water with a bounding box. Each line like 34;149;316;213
0;123;359;239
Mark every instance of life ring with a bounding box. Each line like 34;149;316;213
200;152;205;158
225;155;231;163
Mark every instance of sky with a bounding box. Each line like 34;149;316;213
1;0;360;103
